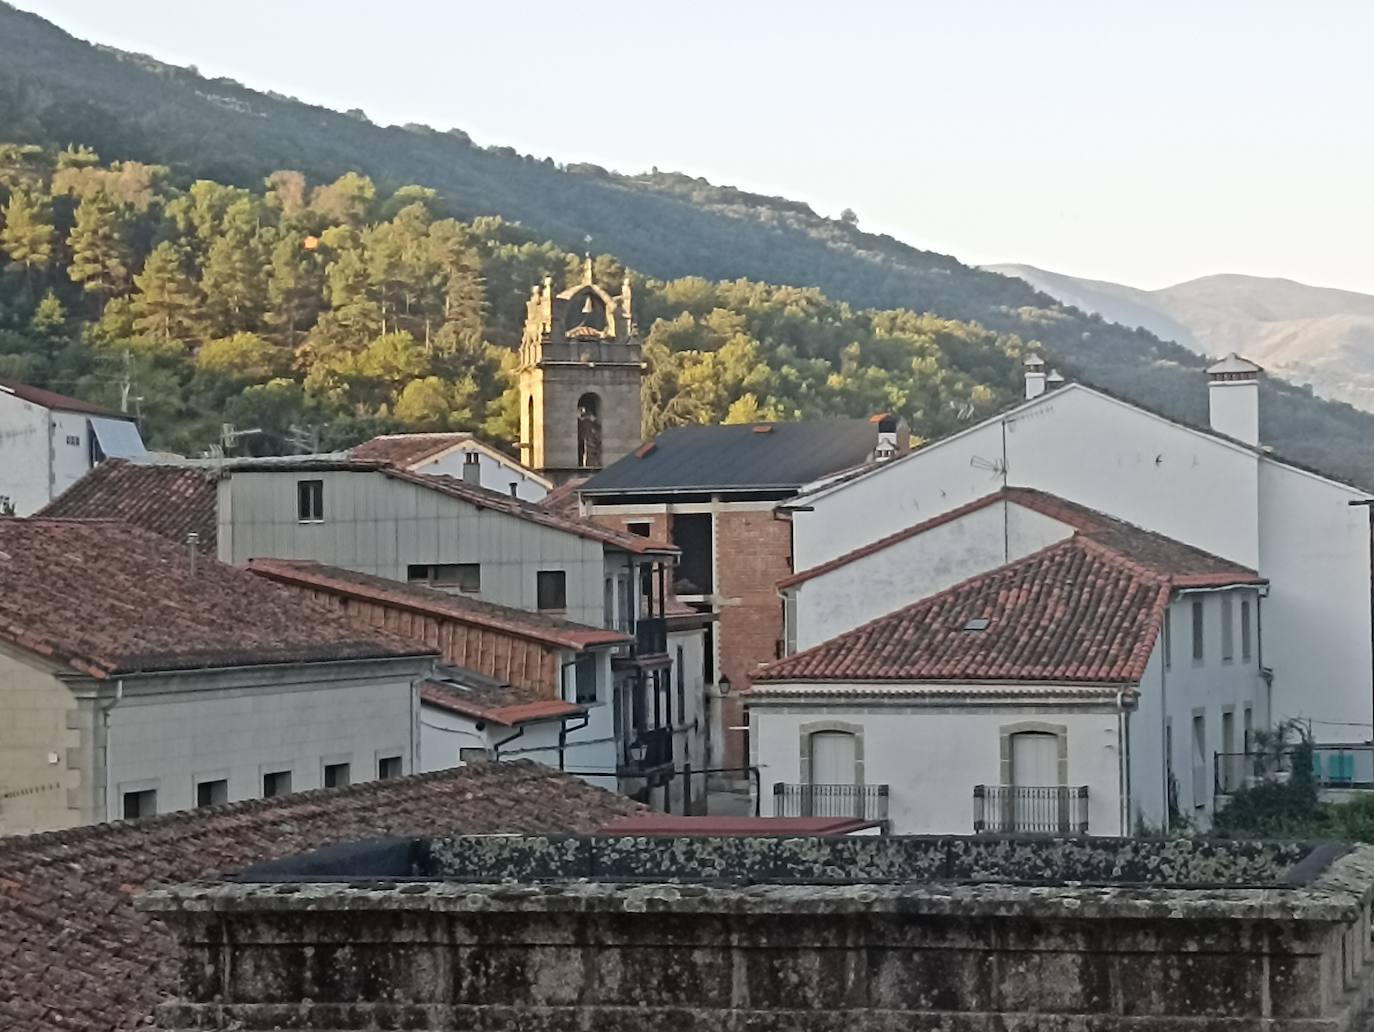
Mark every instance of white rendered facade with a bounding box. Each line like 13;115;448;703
785;380;1371;741
0;386;145;516
0;648;433;836
753;587;1267;835
397;438;551;502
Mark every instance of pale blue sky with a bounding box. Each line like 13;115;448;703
12;1;1374;293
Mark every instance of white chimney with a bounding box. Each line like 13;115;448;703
1206;354;1262;446
462;451;481;486
1023;355;1047;400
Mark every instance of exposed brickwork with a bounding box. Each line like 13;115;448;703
269;579;562;696
715;509;792;767
589;507;791;769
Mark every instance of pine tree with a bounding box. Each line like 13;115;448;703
66;193;132;307
200;205;268;337
266;234;325;346
1;187;56;290
131;241;203;344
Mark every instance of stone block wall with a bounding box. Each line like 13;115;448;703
143;839;1374;1031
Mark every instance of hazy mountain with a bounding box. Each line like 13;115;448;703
989;265;1374;412
4;1;1374;483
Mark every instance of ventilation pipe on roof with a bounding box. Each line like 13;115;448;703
186;532;199;576
1207;354;1262;446
1024;355;1047;400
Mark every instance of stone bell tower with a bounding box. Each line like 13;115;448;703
517;258;643;483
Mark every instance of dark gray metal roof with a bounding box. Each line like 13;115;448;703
580;419;882;495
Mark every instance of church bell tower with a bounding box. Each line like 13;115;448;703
517;259;643;483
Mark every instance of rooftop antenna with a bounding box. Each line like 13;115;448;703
221;423;263;455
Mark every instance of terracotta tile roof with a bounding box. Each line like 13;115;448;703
0;520;433;678
417;663;581;726
36;460;218;552
420;672;585;726
0;376;130;419
779;487;1261;590
756;537;1177;686
248;559;630;652
539;475;588;517
598;815;883;836
351;431;473;467
0;761;640;1032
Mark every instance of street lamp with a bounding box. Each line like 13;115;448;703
628;739;647;765
717;673;732;697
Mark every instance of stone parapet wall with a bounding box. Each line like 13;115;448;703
142;839;1374;1031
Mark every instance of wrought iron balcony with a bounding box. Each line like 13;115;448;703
772;783;889;821
622;726;673;774
973;785;1089;834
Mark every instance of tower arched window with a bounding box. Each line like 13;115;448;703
577;392;602;468
526;396;534;453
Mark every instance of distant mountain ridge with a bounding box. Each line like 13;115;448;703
4;1;1374;484
988;265;1374;412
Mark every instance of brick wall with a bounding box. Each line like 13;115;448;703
715;510;791;769
287;587;559;695
591;507;793;771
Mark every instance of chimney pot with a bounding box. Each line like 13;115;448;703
461;452;481;486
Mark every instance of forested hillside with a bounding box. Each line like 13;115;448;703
0;145;1026;455
1;2;1373;483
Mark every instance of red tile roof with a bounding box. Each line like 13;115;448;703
0;376;131;419
37;460;218;552
539;475;588;517
420;683;585;726
0;520;433;678
597;815;883;836
779;487;1261;590
757;536;1182;685
248;559;630;652
0;761;639;1032
351;431;474;467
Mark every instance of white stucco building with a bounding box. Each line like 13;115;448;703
0;377;146;516
351;431;551;502
781;355;1372;745
753;508;1269;836
0;519;436;836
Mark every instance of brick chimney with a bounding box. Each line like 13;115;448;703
1206;354;1262;446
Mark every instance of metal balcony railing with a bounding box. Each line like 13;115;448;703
623;726;673;773
973;785;1089;834
772;783;889;821
1215;746;1374;794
